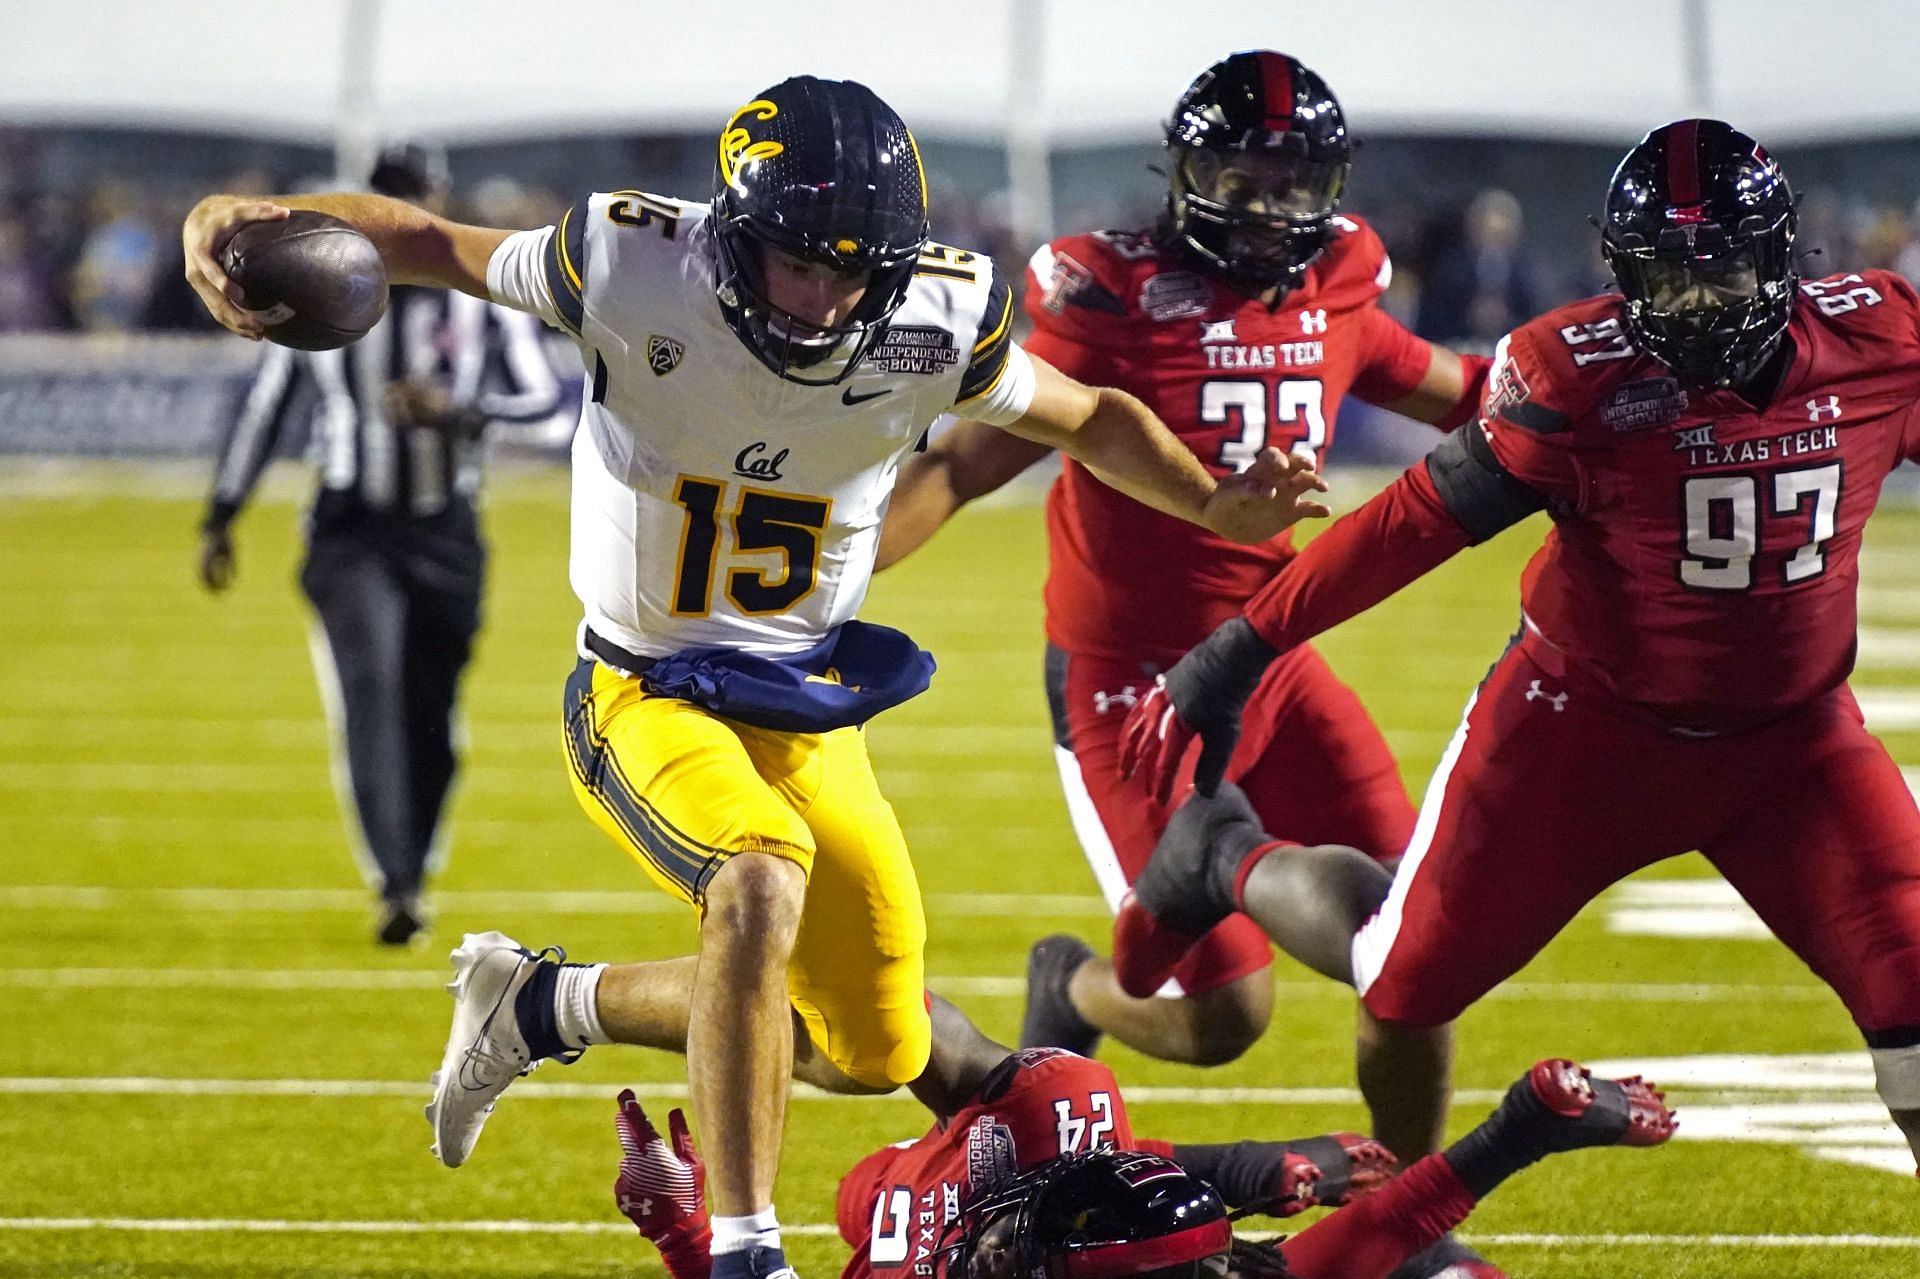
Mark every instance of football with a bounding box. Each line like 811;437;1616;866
221;210;389;351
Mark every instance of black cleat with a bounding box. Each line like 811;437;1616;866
1020;934;1101;1056
1133;783;1268;936
377;898;427;947
1113;784;1271;998
1507;1058;1677;1151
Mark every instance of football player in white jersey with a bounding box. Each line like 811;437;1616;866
182;76;1328;1279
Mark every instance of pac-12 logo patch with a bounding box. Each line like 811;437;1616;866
646;335;685;376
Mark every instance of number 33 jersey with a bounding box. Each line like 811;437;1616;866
1480;269;1920;732
1023;217;1436;664
487;191;1032;658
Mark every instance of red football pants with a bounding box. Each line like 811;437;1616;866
1048;643;1416;995
1355;631;1920;1041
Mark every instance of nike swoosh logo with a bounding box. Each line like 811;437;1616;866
841;387;893;406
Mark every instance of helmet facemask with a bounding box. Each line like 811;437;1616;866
1605;207;1797;388
708;76;930;386
936;1152;1231;1279
1168;144;1348;293
713;221;917;385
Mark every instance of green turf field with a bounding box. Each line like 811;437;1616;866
4;463;1919;1278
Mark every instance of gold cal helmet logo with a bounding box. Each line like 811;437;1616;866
720;99;784;192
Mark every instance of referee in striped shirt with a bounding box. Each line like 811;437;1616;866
197;146;563;944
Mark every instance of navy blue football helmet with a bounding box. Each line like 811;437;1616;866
710;76;930;385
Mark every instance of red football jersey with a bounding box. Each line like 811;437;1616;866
835;1049;1135;1279
1024;218;1432;663
1480;269;1920;731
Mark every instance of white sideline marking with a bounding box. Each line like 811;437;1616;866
1585;1052;1915;1180
1857;627;1920;667
1606;879;1769;940
0;968;1028;998
0;1218;1914;1248
0;967;1840;1004
0;762;1044;800
0;1075;1506;1106
0;885;1108;918
1859;688;1920;731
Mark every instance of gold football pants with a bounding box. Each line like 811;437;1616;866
562;658;931;1087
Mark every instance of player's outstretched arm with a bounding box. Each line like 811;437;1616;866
183;193;510;338
1000;353;1331;545
1377;341;1493;429
876;420;1053;570
1120;421;1545;799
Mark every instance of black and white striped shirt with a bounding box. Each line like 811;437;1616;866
205;287;562;526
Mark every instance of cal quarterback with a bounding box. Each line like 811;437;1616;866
183;76;1328;1279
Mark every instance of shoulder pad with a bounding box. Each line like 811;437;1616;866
544;190;699;337
975;1047;1094;1104
1486;297;1648;434
1800;269;1920;341
1026;232;1155;323
1317;214;1393;296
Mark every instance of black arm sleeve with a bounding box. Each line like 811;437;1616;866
205;344;302;530
1165;1141;1290;1211
1423;421;1550;545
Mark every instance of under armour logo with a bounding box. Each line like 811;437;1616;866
1525;679;1568;712
1299;308;1328;334
1673;424;1716;451
1200;319;1237;343
618;1193;653;1218
1093;686;1139;715
1807;395;1843;421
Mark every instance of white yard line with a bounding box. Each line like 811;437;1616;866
0;1075;1507;1105
0;966;1840;1004
0;1218;1913;1249
0;885;1109;917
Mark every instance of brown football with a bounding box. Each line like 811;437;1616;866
221;211;389;351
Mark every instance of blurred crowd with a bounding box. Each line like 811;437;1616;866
4;123;1920;349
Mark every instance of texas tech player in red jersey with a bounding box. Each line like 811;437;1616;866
878;53;1487;1153
611;1000;1675;1279
1120;119;1920;1173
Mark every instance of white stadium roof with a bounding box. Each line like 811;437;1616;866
7;0;1920;148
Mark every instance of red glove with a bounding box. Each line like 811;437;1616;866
1118;618;1277;805
1265;1133;1399;1215
615;1089;712;1279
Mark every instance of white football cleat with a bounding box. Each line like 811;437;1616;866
425;930;558;1167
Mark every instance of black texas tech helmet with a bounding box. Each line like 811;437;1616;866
942;1150;1232;1279
1165;51;1352;295
1601;119;1799;388
710;76;930;385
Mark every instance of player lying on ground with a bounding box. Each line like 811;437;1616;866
875;50;1488;1160
1117;117;1920;1171
610;995;1674;1279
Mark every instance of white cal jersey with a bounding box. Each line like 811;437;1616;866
487;190;1036;658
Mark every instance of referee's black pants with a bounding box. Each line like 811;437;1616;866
298;491;485;904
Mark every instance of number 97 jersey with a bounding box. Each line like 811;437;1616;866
1022;216;1437;662
1478;269;1920;733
